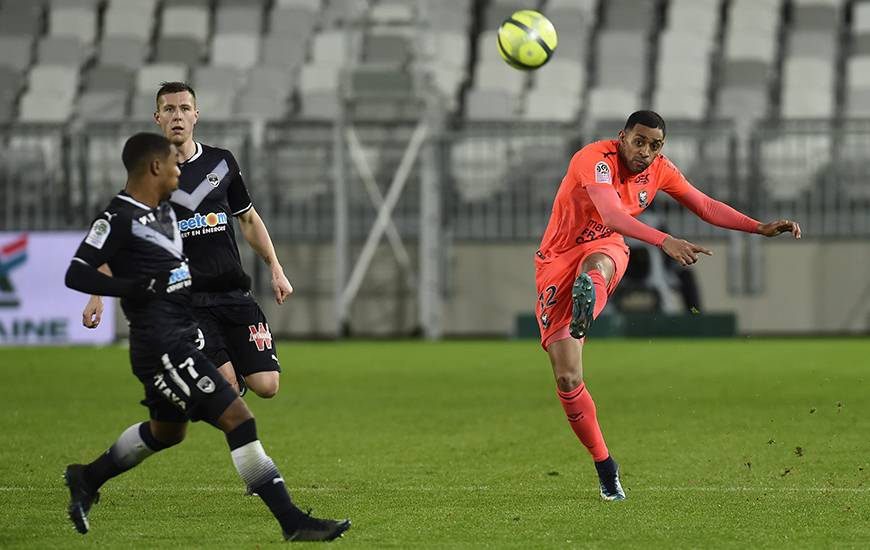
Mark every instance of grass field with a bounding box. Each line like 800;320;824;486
2;339;869;549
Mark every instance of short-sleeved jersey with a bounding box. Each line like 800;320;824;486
536;139;692;260
170;142;253;296
72;192;197;347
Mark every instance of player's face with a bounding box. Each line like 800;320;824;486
157;145;182;199
618;124;665;174
155;92;199;147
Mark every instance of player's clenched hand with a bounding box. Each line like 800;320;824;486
757;219;801;239
82;295;104;329
272;270;293;305
661;236;713;267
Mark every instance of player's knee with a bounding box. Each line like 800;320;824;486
251;377;279;399
556;373;583;393
150;422;187;447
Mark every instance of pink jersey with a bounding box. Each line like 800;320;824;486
537;140;694;258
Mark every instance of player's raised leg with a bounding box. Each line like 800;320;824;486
570;253;614;339
64;419;186;533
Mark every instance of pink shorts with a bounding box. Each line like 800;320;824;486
534;238;630;350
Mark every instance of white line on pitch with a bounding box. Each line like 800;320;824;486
2;485;868;493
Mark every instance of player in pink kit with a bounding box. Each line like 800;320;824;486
535;111;801;500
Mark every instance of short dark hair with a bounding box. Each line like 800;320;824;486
156;81;197;106
624;110;666;136
122;132;172;175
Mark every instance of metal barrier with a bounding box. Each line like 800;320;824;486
3;119;870;239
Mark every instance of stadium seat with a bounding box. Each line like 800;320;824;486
212;34;261;69
521;88;580;122
364;33;412;64
38;36;89;67
299;94;340;119
161;5;210;42
653;88;706;121
789;31;837;58
586;88;639;123
720;60;770;88
450;137;510;202
465;89;519;120
473;62;526;95
136;63;189;94
716;87;769;121
270;6;318;36
85;66;135;92
247;66;294;96
195;90;236;118
0;3;44;37
847;56;870;88
791;1;840;32
104;0;156;40
48;3;98;44
724;31;778;63
261;33;310;71
99;37;149;70
0;36;34;72
155;38;206;66
78;90;129;121
369;2;413;24
531;59;584;94
215;6;263;34
760;134;831;200
601;0;656;30
311;31;362;64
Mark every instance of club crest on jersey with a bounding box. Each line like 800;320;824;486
207;172;220;186
248;322;273;352
594;161;611;183
638;190;649;208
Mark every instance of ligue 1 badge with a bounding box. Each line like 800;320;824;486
638;190;649;208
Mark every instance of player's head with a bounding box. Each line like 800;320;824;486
154;81;199;148
122;132;181;198
618;110;666;174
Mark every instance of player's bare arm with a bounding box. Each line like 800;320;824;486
82;263;113;328
237;207;293;304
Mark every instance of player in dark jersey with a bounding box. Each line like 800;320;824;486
83;82;291;399
64;133;350;542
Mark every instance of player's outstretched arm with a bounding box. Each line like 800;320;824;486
756;219;802;239
237;207;294;305
586;183;712;266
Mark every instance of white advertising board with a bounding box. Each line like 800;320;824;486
0;232;115;346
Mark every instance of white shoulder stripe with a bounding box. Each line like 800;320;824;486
71;257;91;266
116;194;151;209
232;202;253;216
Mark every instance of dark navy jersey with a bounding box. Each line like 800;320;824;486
170;142;253;298
72;192;197;345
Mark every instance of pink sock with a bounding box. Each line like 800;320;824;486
587;269;608;319
557;383;609;462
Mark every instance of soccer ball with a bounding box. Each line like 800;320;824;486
496;10;558;70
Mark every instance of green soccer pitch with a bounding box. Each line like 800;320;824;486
2;339;869;549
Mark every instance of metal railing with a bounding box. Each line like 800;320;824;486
3;119;869;240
